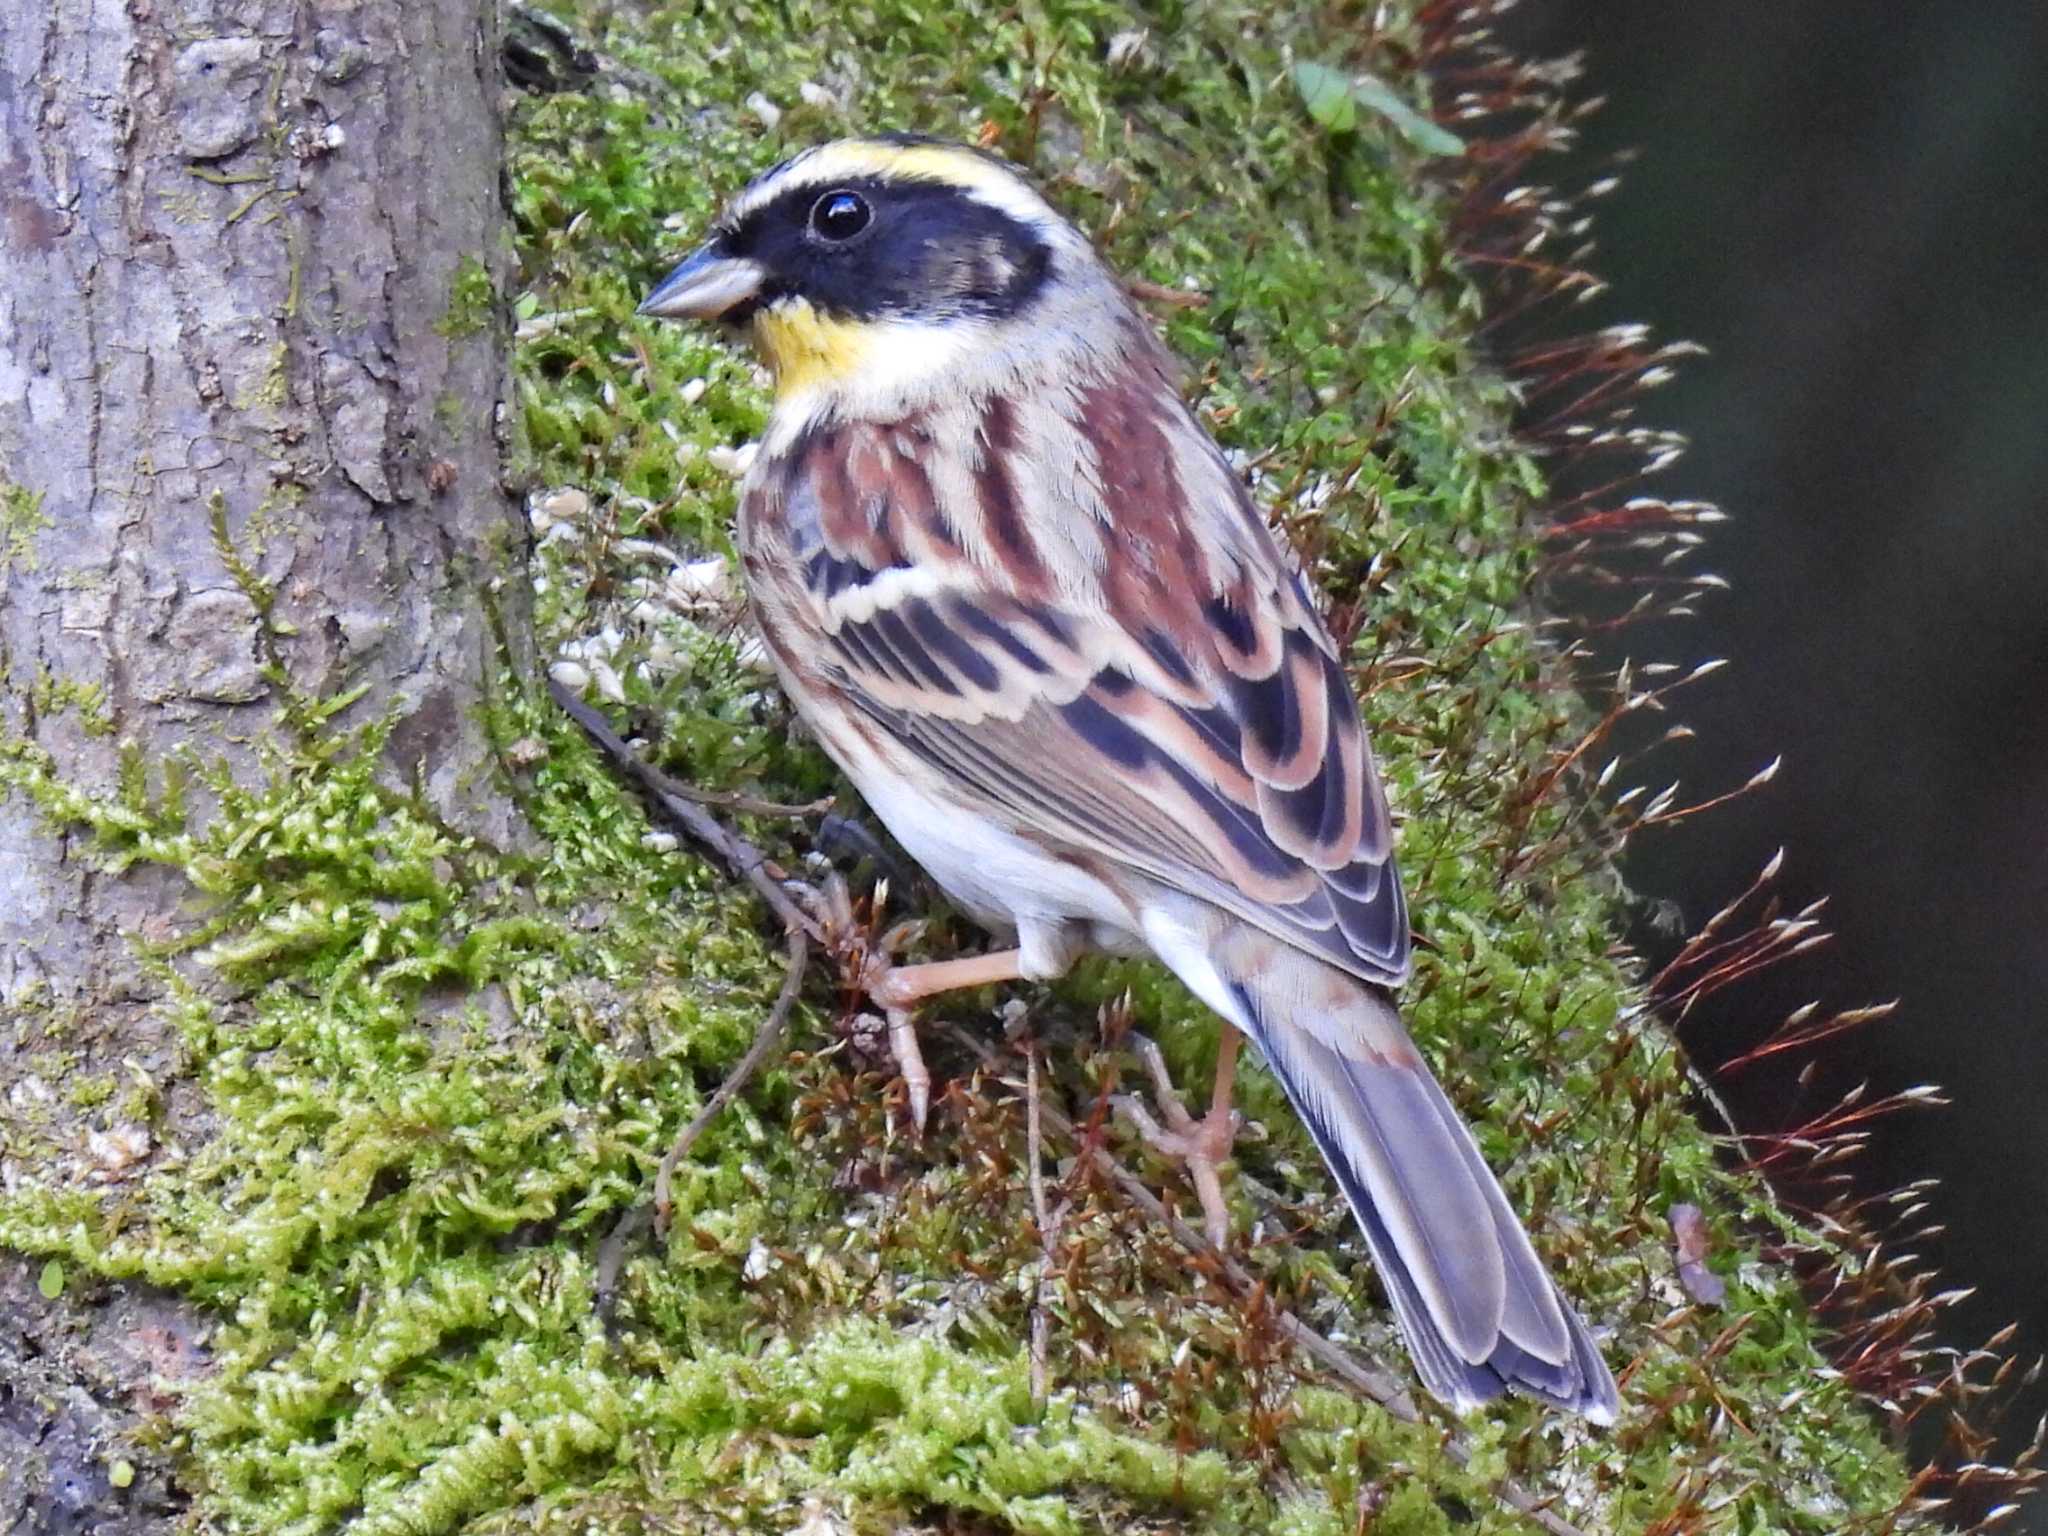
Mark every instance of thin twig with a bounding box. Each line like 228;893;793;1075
656;780;836;819
593;1203;653;1328
550;678;821;942
946;1025;1594;1536
653;927;809;1230
551;679;823;1248
1026;1043;1054;1404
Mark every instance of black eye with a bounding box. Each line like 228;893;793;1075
809;190;872;242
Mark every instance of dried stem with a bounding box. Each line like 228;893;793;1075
654;928;809;1229
947;1025;1593;1536
1027;1044;1053;1405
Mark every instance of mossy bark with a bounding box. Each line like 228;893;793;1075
1;0;523;1004
1;1;519;1527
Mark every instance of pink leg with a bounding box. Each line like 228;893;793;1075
866;949;1028;1130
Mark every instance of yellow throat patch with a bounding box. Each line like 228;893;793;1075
752;299;872;397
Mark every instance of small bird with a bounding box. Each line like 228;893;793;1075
640;135;1618;1420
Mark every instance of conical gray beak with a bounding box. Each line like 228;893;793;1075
638;243;765;320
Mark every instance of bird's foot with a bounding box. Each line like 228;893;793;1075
853;911;934;1132
1113;1033;1241;1250
863;960;934;1134
806;872;937;1130
805;875;1034;1133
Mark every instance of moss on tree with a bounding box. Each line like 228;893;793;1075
0;477;52;578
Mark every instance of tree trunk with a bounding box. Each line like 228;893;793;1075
1;1;514;1526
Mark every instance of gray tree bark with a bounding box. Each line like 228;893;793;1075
0;1;516;1527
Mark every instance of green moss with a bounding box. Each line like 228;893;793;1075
232;339;290;412
25;665;115;736
1;474;51;575
434;389;469;437
438;254;498;339
0;0;1933;1532
65;1071;116;1109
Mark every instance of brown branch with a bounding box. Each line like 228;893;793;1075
549;677;821;943
946;1025;1594;1536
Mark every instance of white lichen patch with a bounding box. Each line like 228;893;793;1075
87;1125;152;1179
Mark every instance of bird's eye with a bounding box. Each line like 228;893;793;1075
809;190;872;242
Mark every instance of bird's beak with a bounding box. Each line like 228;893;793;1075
637;242;765;321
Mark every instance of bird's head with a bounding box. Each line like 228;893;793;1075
639;136;1117;408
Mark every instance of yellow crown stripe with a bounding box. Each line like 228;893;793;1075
794;140;1019;200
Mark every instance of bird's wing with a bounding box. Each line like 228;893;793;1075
748;373;1410;986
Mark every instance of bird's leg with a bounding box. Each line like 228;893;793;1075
1114;1027;1244;1249
805;872;1030;1129
864;946;1027;1130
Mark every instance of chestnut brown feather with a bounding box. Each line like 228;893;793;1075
740;369;1410;981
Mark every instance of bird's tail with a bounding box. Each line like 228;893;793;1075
1182;922;1618;1420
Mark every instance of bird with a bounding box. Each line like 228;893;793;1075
637;134;1619;1421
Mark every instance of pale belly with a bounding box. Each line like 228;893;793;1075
850;752;1148;977
790;684;1145;978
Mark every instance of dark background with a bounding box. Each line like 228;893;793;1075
1493;0;2048;1508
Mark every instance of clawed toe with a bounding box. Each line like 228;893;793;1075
856;917;935;1131
809;877;1032;1138
1113;1031;1243;1250
886;1007;932;1131
813;878;941;1134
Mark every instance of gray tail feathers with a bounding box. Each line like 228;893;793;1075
1238;974;1618;1421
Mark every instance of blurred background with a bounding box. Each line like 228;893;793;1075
1494;0;2048;1503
